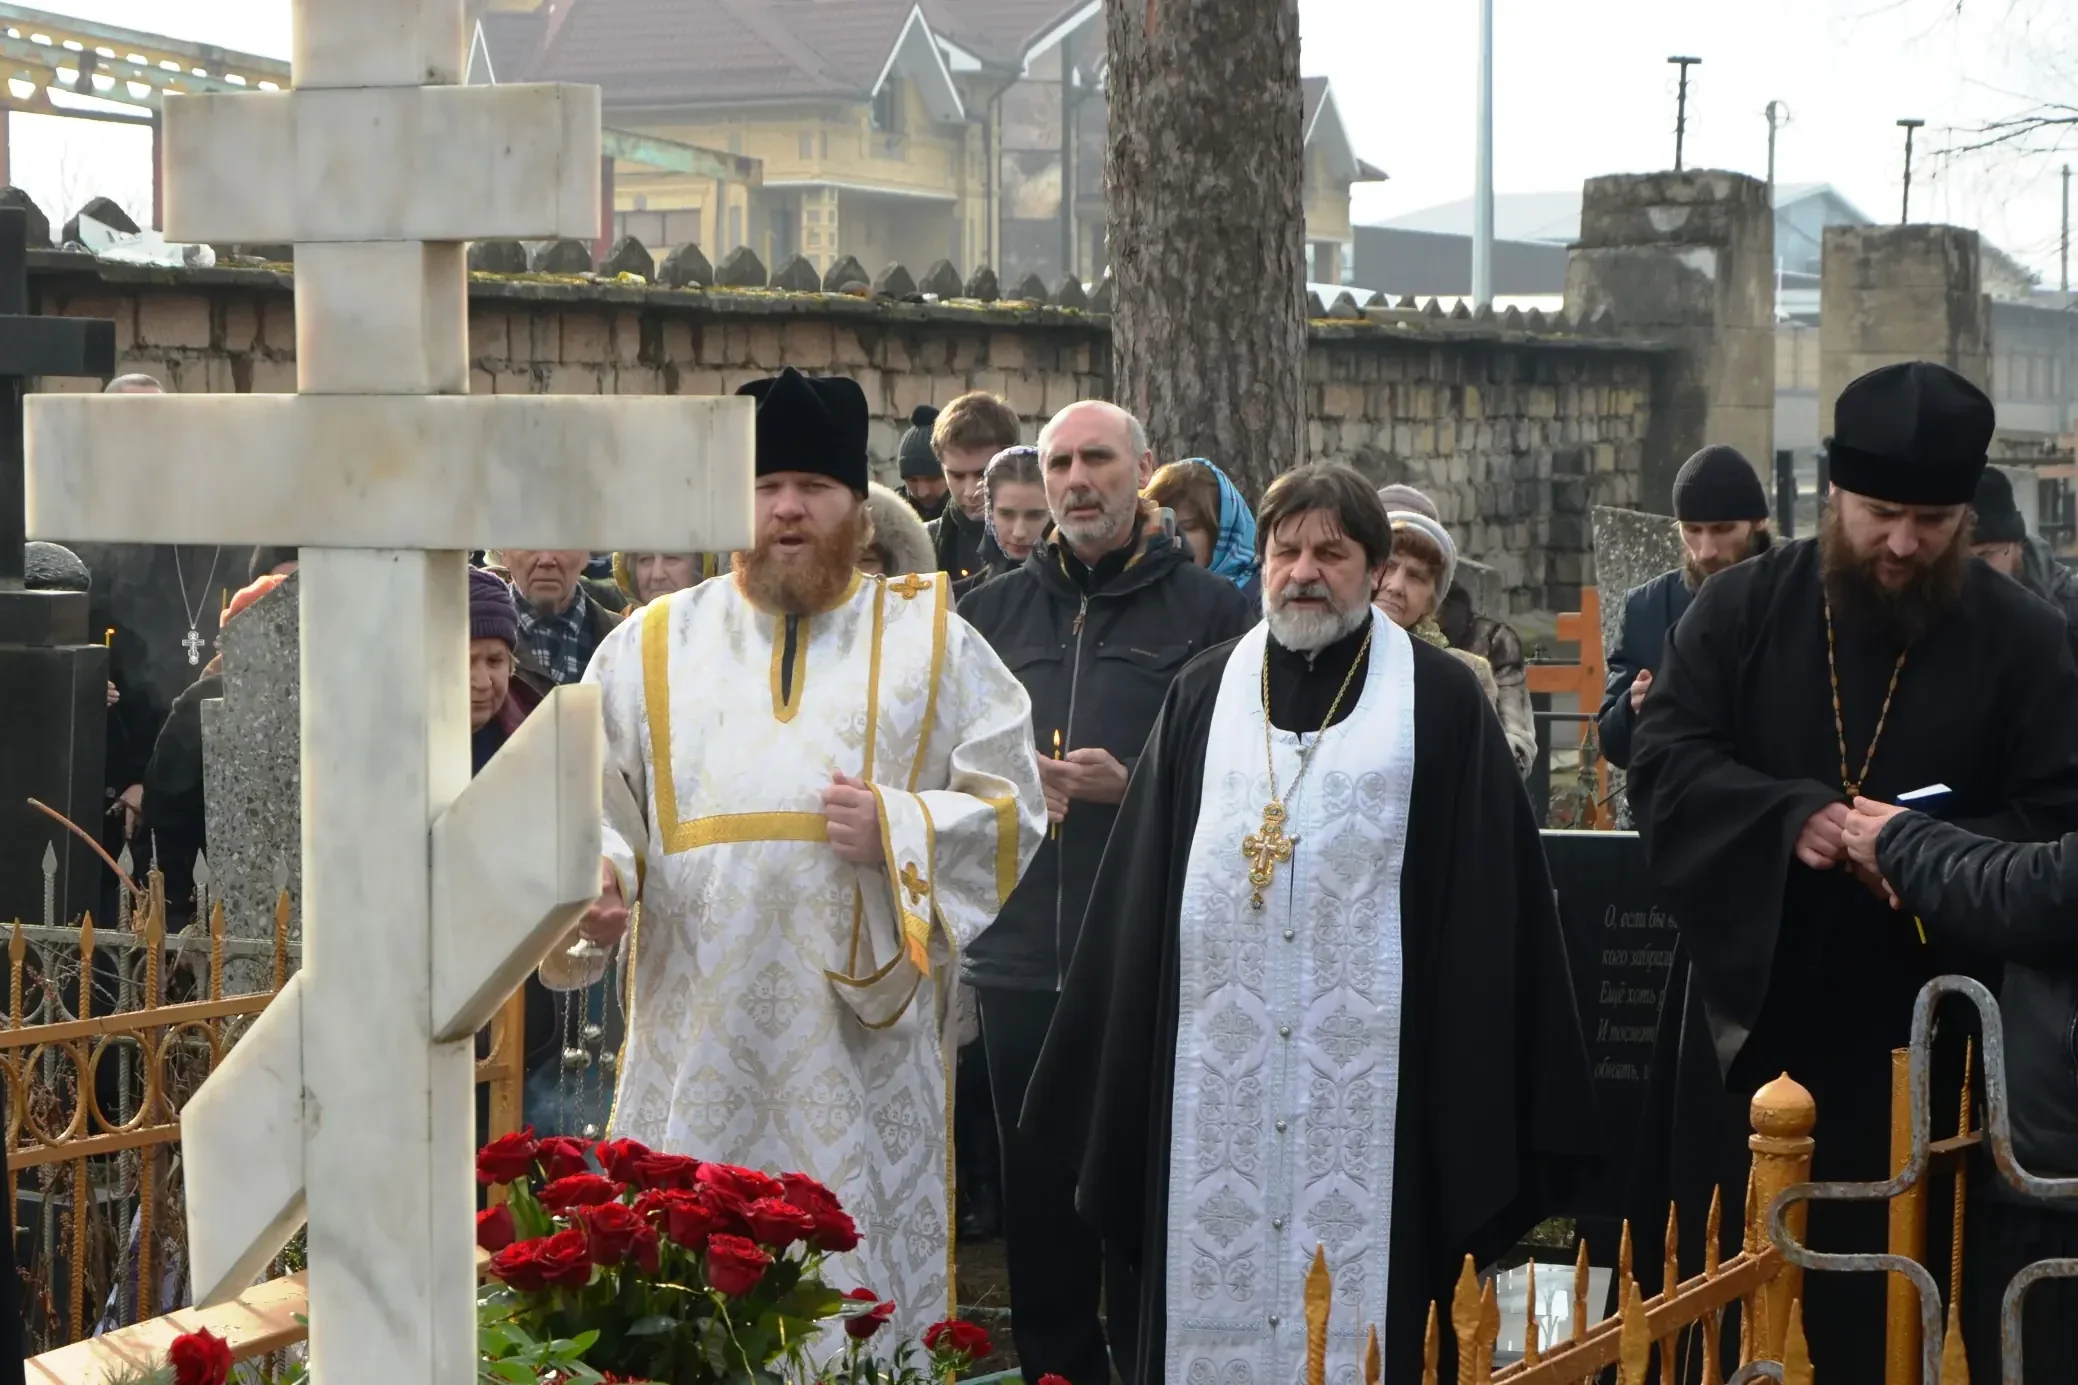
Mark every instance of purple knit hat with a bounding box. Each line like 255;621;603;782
469;568;518;648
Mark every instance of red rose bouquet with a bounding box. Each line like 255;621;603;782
478;1129;858;1384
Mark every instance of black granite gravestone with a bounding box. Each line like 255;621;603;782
1542;829;1681;1222
0;204;118;935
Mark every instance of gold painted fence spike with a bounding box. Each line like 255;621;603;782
1363;1324;1381;1385
1422;1302;1440;1385
1451;1255;1482;1385
1572;1238;1590;1344
1304;1245;1331;1385
1663;1201;1680;1299
1618;1218;1634;1282
1705;1184;1724;1276
1524;1259;1540;1364
1616;1278;1650;1385
1784;1296;1814;1385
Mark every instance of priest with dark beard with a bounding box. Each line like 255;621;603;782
1629;361;2078;1381
1022;464;1597;1384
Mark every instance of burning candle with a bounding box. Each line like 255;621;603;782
103;627;114;647
1051;729;1063;841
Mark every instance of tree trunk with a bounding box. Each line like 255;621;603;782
1105;0;1306;500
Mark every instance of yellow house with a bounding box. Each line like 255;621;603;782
470;0;1382;285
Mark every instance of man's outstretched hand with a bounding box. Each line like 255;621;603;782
823;771;883;865
576;859;630;949
1793;801;1850;870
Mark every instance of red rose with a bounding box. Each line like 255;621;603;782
476;1205;515;1253
475;1127;540;1186
703;1233;772;1297
843;1286;896;1341
582;1201;650;1266
167;1328;233;1385
922;1319;992;1360
538;1173;621;1212
486;1229;593;1293
631;1151;701;1191
779;1172;859;1252
595;1137;653;1184
742;1196;818;1249
536;1136;594;1182
641;1188;731;1249
697;1162;783;1207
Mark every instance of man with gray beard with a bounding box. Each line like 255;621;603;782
1022;463;1596;1384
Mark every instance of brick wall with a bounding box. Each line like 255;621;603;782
30;253;1669;613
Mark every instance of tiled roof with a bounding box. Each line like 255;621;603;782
920;0;1094;69
510;0;923;107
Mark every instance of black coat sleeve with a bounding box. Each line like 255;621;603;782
1629;568;1840;1048
1878;813;2078;967
1596;586;1646;768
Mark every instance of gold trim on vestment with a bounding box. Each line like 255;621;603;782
907;574;949;792
863;578;886;779
982;796;1018;908
640;599;685;847
672;812;830;850
868;782;932;973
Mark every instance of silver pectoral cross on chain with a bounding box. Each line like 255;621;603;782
181;626;207;666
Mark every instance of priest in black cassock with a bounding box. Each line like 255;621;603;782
1629;361;2078;1382
1021;464;1598;1384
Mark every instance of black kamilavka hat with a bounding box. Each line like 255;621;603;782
1825;361;1994;507
735;367;870;495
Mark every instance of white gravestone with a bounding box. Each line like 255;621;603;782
22;4;753;1383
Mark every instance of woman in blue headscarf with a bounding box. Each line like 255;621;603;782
1144;458;1260;605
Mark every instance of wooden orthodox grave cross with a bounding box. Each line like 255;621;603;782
22;4;752;1383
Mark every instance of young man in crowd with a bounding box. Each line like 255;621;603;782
928;391;1021;578
958;400;1254;1384
897;403;948;521
1597;445;1771;770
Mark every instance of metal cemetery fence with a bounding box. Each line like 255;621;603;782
5;839;528;1359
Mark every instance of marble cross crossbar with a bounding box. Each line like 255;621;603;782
25;394;753;552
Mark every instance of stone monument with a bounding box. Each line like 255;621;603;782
0;206;116;929
24;7;753;1385
198;572;301;993
1590;505;1685;826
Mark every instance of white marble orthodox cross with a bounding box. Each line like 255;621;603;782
23;3;751;1382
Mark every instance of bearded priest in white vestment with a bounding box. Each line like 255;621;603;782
551;367;1046;1334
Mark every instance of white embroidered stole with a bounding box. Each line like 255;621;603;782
1164;611;1417;1383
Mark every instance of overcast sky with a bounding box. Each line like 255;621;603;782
14;0;2078;283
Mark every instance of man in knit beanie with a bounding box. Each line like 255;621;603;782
1971;465;2078;651
1597;444;1771;769
898;403;947;520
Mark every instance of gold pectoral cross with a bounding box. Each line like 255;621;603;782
1241;801;1295;911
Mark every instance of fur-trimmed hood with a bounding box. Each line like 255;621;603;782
865;481;936;576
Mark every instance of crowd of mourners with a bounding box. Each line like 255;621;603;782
61;357;2078;1382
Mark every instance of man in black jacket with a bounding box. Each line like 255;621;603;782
926;390;1020;578
1841;796;2078;1380
1596;444;1771;767
958;399;1255;1384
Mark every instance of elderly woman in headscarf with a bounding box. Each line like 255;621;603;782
1143;457;1260;605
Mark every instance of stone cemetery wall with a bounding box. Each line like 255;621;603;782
25;250;1672;614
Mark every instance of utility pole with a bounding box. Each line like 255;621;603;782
1060;32;1078;281
1668;56;1701;172
1764;100;1790;197
1471;0;1494;309
2061;163;2070;298
1897;118;1924;224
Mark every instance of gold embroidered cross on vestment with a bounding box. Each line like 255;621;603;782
886;573;931;600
